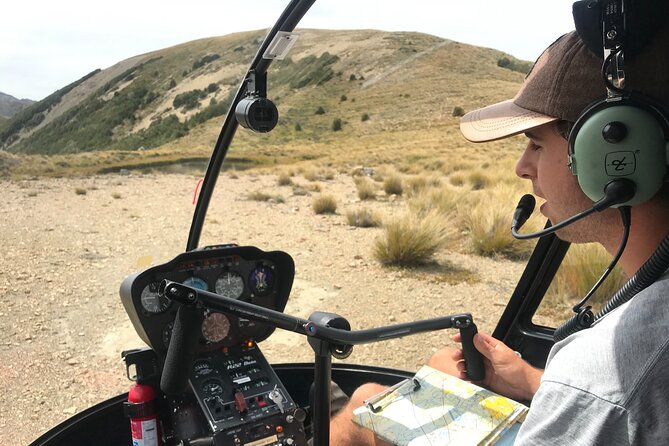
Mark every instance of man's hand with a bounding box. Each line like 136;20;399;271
428;332;542;402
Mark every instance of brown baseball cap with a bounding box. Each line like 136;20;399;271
460;27;669;142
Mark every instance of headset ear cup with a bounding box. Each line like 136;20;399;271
568;98;669;206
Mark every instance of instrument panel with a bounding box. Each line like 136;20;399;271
120;245;295;356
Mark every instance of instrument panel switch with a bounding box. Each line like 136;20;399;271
234;390;248;413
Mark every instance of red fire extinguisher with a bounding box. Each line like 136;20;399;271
123;348;162;446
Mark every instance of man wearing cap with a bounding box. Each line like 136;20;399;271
329;25;669;446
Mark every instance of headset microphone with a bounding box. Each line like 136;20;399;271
511;179;636;240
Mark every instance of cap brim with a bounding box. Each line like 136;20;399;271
459;99;558;143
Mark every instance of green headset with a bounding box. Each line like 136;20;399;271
568;96;669;206
568;0;669;207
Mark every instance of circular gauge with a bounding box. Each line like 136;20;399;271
201;312;231;343
202;379;225;397
183;276;208;290
162;321;174;349
249;265;274;296
141;282;171;314
215;271;245;299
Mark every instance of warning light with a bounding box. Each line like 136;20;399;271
245;340;254;348
276;425;283;433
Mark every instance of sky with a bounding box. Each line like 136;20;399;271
2;0;577;101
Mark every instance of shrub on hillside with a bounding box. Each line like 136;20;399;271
332;118;343;131
497;56;533;74
315;106;326;115
279;52;339;89
192;54;221;70
452;106;465;117
173;89;206;110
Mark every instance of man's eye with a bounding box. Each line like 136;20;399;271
529;141;541;151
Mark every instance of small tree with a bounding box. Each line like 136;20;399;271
349;74;357;81
294;123;302;131
315;106;326;115
332;118;343;131
452;106;465;117
340;94;348;102
361;113;370;122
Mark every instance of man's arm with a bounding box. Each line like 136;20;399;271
329;383;392;446
428;332;543;401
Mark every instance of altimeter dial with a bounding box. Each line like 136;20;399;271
201;312;230;343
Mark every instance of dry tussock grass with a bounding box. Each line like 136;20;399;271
373;211;452;266
539;244;628;321
312;194;337;214
354;177;376;200
346;208;382;228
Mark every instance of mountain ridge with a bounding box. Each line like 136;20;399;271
0;92;35;119
0;28;531;160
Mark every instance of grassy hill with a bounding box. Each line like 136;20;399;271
0;28;531;177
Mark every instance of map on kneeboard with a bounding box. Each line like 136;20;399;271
352;365;528;446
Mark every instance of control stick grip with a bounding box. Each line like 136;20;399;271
459;323;485;381
160;304;202;395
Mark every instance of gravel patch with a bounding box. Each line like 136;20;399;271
0;172;524;444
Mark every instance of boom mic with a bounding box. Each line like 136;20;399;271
511;194;535;231
511;179;636;240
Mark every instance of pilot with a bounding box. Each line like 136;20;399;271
329;20;669;446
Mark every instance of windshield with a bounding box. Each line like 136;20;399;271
195;3;547;369
2;1;584;443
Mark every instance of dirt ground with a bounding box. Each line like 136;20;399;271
0;172;524;444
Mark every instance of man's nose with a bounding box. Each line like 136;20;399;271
515;145;535;180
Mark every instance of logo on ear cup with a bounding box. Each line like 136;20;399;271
605;151;636;176
569;99;668;206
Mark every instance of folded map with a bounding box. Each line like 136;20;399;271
352;365;529;446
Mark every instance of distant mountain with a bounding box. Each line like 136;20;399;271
0;92;34;119
0;29;531;155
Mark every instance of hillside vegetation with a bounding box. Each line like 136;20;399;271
0;29;531;177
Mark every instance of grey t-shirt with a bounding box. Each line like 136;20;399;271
516;274;669;445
